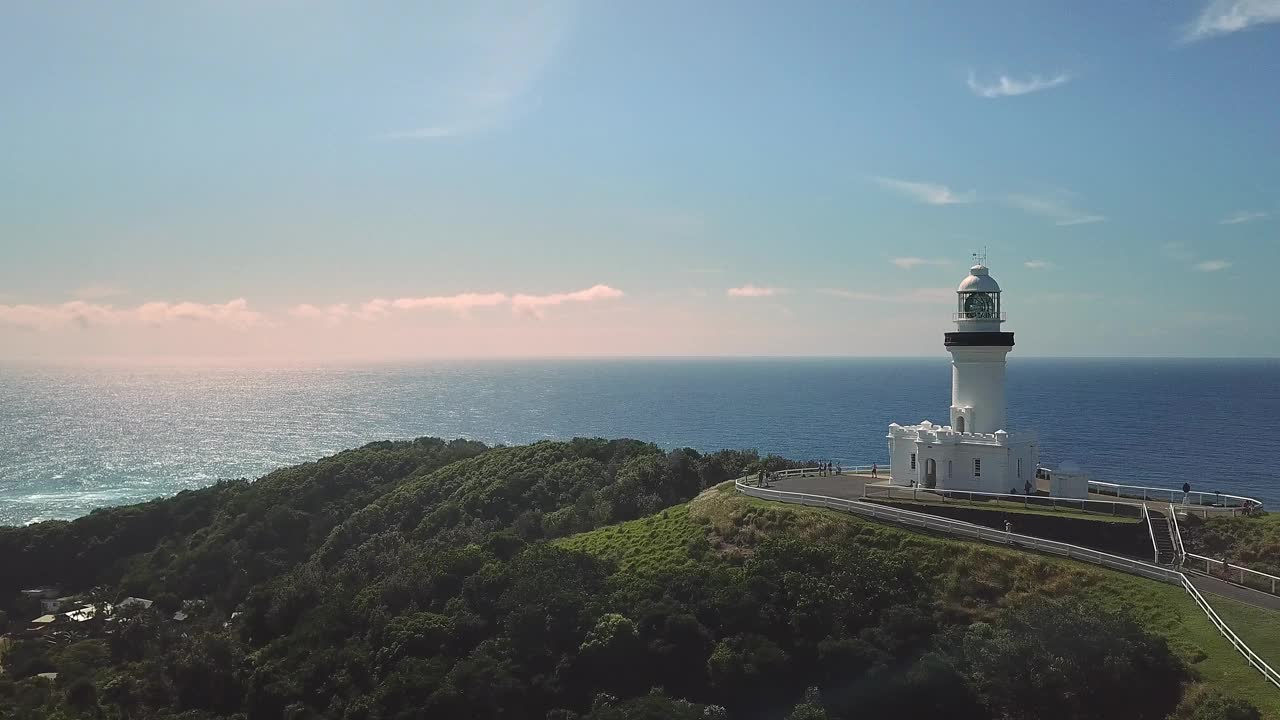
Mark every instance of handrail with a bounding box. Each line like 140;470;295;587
1167;503;1185;564
734;478;1280;689
1186;553;1280;596
1144;504;1160;564
737;480;1183;584
863;484;1143;519
761;465;885;480
1088;480;1262;513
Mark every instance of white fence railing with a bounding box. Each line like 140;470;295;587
1144;505;1161;565
738;481;1181;583
1186;553;1280;597
1168;503;1186;563
735;479;1280;689
863;484;1145;519
1089;480;1263;515
759;465;884;481
1181;573;1280;688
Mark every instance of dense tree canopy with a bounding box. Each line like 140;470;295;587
0;437;1255;720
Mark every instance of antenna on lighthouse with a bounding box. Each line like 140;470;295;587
972;247;988;266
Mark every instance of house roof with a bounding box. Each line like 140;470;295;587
65;605;103;622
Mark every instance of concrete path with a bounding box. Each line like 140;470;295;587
1188;573;1280;612
769;474;1280;615
767;473;874;500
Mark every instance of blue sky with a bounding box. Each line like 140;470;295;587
2;1;1278;361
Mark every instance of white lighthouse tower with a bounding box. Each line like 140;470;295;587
886;261;1040;495
948;263;1011;435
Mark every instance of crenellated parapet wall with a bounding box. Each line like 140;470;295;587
887;420;1034;447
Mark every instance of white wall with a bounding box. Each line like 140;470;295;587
949;346;1010;434
888;435;916;486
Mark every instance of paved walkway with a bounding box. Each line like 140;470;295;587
767;473;875;500
1189;573;1280;612
766;474;1280;614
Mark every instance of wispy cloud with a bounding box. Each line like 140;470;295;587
0;299;266;332
1195;259;1233;272
727;285;782;298
381;0;574;140
292;285;623;322
1024;260;1053;269
135;299;267;329
966;70;1072;98
892;257;951;270
820;287;953;304
1183;0;1280;42
1219;210;1269;224
512;284;623;317
872;177;975;205
1163;243;1232;272
393;293;509;312
1004;192;1105;226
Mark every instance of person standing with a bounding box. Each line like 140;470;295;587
871;463;878;479
1182;482;1191;505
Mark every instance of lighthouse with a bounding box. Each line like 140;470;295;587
947;263;1013;435
886;261;1039;495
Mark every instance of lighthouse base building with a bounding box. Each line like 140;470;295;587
887;422;1038;495
886;262;1081;498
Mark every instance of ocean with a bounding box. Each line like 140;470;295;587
1;358;1277;527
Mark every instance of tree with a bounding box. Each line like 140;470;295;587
63;677;97;711
1171;687;1262;720
785;687;828;720
950;598;1185;720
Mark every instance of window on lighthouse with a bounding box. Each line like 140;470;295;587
973;458;982;477
910;453;916;470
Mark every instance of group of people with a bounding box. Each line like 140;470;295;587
753;462;845;487
1181;481;1264;515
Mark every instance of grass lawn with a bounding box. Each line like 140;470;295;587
555;503;706;575
1208;595;1280;674
866;496;1142;524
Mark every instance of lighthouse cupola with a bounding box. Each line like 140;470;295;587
955;264;1004;332
944;263;1015;435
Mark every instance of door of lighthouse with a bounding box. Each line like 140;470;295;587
925;458;937;488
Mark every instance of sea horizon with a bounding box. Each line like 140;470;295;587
3;357;1277;527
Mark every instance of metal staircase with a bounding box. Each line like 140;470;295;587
1146;507;1178;565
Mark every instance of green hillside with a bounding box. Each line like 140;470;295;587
565;484;1279;717
0;439;1273;720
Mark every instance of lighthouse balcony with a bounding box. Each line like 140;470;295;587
951;311;1007;322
